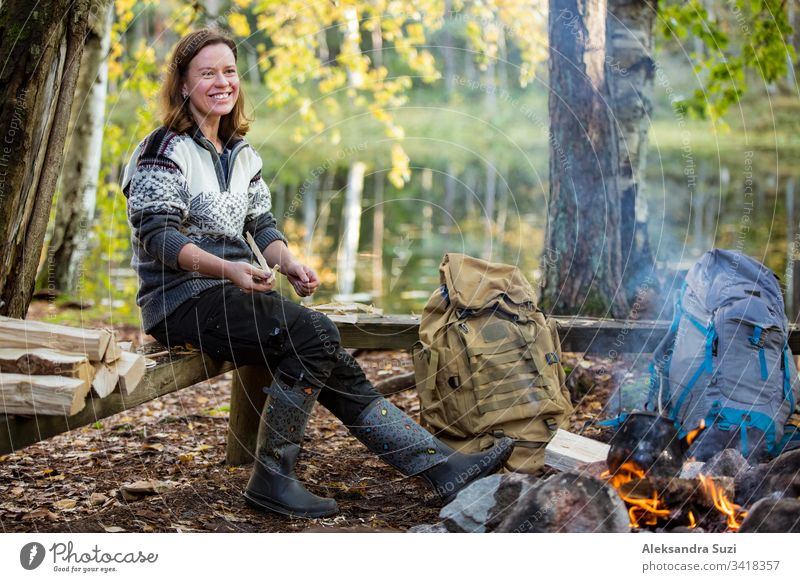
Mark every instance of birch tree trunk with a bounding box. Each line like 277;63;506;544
0;0;93;317
38;0;113;294
338;162;366;297
542;0;630;317
606;0;657;295
371;172;385;302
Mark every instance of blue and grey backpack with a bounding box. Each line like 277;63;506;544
647;249;799;462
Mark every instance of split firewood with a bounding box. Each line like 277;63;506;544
0;373;89;416
544;429;611;472
0;316;111;361
117;341;135;353
102;331;123;363
0;347;94;384
114;351;145;396
91;362;120;398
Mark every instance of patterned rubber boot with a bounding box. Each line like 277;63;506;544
244;373;338;518
348;397;515;505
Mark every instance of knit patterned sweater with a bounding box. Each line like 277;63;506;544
122;125;287;333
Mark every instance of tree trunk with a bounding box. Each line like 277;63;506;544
787;176;798;323
0;0;93;317
303;176;319;256
38;0;113;295
483;158;497;260
371;172;385;302
607;0;657;296
338;162;366;297
441;0;456;97
542;0;629;317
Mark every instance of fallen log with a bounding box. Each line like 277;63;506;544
0;316;111;361
0;373;89;415
374;371;416;395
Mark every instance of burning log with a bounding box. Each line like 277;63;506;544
602;462;746;531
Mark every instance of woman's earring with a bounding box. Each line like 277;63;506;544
181;90;188;99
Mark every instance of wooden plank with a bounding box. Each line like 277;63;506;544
0;352;234;455
331;316;800;353
0;316;111;361
544;429;610;472
0;373;89;416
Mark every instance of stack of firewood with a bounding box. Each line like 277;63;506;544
0;316;147;417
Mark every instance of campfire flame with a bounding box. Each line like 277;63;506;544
698;473;747;531
687;510;697;529
601;462;670;528
602;461;746;531
685;419;706;447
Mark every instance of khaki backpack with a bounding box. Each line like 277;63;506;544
413;253;574;473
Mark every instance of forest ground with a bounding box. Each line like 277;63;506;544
0;303;629;533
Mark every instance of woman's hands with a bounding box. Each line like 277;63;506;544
282;261;320;297
225;259;318;297
177;241;317;296
226;261;275;294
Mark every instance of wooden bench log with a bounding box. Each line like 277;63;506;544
3;317;799;465
337;316;800;353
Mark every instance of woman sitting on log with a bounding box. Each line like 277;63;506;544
122;28;513;518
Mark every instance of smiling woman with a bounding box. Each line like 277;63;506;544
121;27;513;520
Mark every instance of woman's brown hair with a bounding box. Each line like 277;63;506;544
161;28;251;142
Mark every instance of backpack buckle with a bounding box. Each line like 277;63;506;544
544;418;558;432
492;429;506;439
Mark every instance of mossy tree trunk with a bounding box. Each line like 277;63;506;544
36;0;113;295
0;0;93;317
543;0;630;317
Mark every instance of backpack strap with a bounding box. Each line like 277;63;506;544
783;345;796;413
670;321;716;422
425;348;440;396
646;283;685;412
748;326;768;381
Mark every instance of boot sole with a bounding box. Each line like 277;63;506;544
439;441;515;505
244;491;339;519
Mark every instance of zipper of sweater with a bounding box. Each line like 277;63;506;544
195;136;227;192
226;142;248;191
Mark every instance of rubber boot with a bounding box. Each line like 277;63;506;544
244;372;338;518
348;397;514;505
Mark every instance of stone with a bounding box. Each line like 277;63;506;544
493;472;630;533
739;498;800;533
702;448;749;479
735;449;800;507
439;473;539;533
679;461;705;480
407;523;449;533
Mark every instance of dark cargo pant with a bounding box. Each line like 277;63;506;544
147;283;382;424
